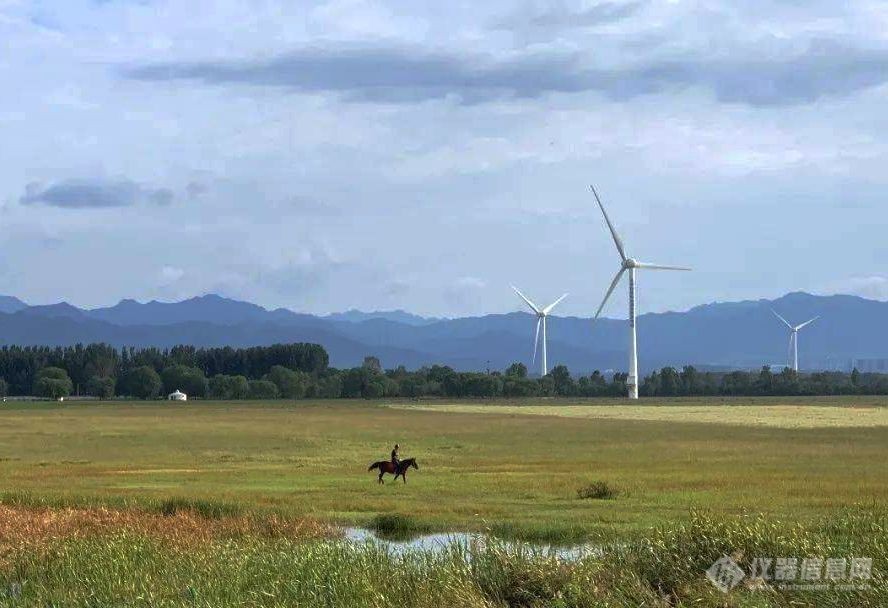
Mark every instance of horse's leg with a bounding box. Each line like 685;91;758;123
378;471;384;484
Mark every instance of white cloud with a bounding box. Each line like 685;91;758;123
820;276;888;301
159;265;185;284
0;0;885;315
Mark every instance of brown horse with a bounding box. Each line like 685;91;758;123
368;458;418;484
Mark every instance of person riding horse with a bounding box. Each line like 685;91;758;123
369;444;418;484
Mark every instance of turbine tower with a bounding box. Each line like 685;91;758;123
591;185;691;399
772;310;818;372
511;286;568;377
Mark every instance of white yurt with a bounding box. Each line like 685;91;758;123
168;389;187;402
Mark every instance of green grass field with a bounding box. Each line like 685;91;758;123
0;396;885;541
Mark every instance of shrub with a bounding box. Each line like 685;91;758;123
370;513;425;540
577;481;617;500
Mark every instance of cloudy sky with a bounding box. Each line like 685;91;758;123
1;0;887;317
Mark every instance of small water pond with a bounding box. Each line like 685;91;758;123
343;527;603;560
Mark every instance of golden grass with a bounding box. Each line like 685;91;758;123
389;402;888;428
0;504;332;560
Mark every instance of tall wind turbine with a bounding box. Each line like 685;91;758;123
511;286;568;376
771;310;818;372
590;185;691;399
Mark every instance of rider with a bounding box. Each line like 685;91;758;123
391;443;400;469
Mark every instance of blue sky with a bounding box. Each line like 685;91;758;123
1;0;886;316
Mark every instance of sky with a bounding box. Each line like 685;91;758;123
1;0;887;317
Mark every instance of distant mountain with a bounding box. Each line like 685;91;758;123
324;309;441;326
0;296;27;314
19;302;86;320
86;294;278;326
0;291;884;373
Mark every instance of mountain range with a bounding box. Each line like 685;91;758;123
0;292;884;374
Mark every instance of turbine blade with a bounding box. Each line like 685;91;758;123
795;316;819;331
594;269;625;319
590;185;627;261
511;285;541;314
635;262;692;271
542;293;569;315
771;309;793;329
532;317;541;365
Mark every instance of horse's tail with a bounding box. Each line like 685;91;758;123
368;462;380;471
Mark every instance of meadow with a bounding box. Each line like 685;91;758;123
0;396;885;539
0;397;885;606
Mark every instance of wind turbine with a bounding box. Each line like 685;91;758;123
590;185;691;399
511;286;568;377
771;310;818;372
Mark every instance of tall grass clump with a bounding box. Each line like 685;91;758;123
370;513;428;540
157;497;242;519
577;480;617;500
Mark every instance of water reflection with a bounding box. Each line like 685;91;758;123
343;527;602;560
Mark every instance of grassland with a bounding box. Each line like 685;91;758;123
0;397;884;606
0;396;884;540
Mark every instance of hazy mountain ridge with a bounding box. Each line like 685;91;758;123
1;292;884;373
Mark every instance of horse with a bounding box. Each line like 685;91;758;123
368;457;419;484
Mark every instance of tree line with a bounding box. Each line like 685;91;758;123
0;342;884;399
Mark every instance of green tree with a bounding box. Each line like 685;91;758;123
316;374;343;399
120;366;162;400
680;366;701;395
209;374;250;399
505;362;528;378
577;371;607;397
161;365;208;399
548;365;574;396
659;367;680;396
721;371;751;396
503;376;538;397
755;366;774;395
85;375;115;399
248;379;279;399
265;365;311;399
362;356;382;373
33;367;73;399
363;379;386;399
609;372;628;397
